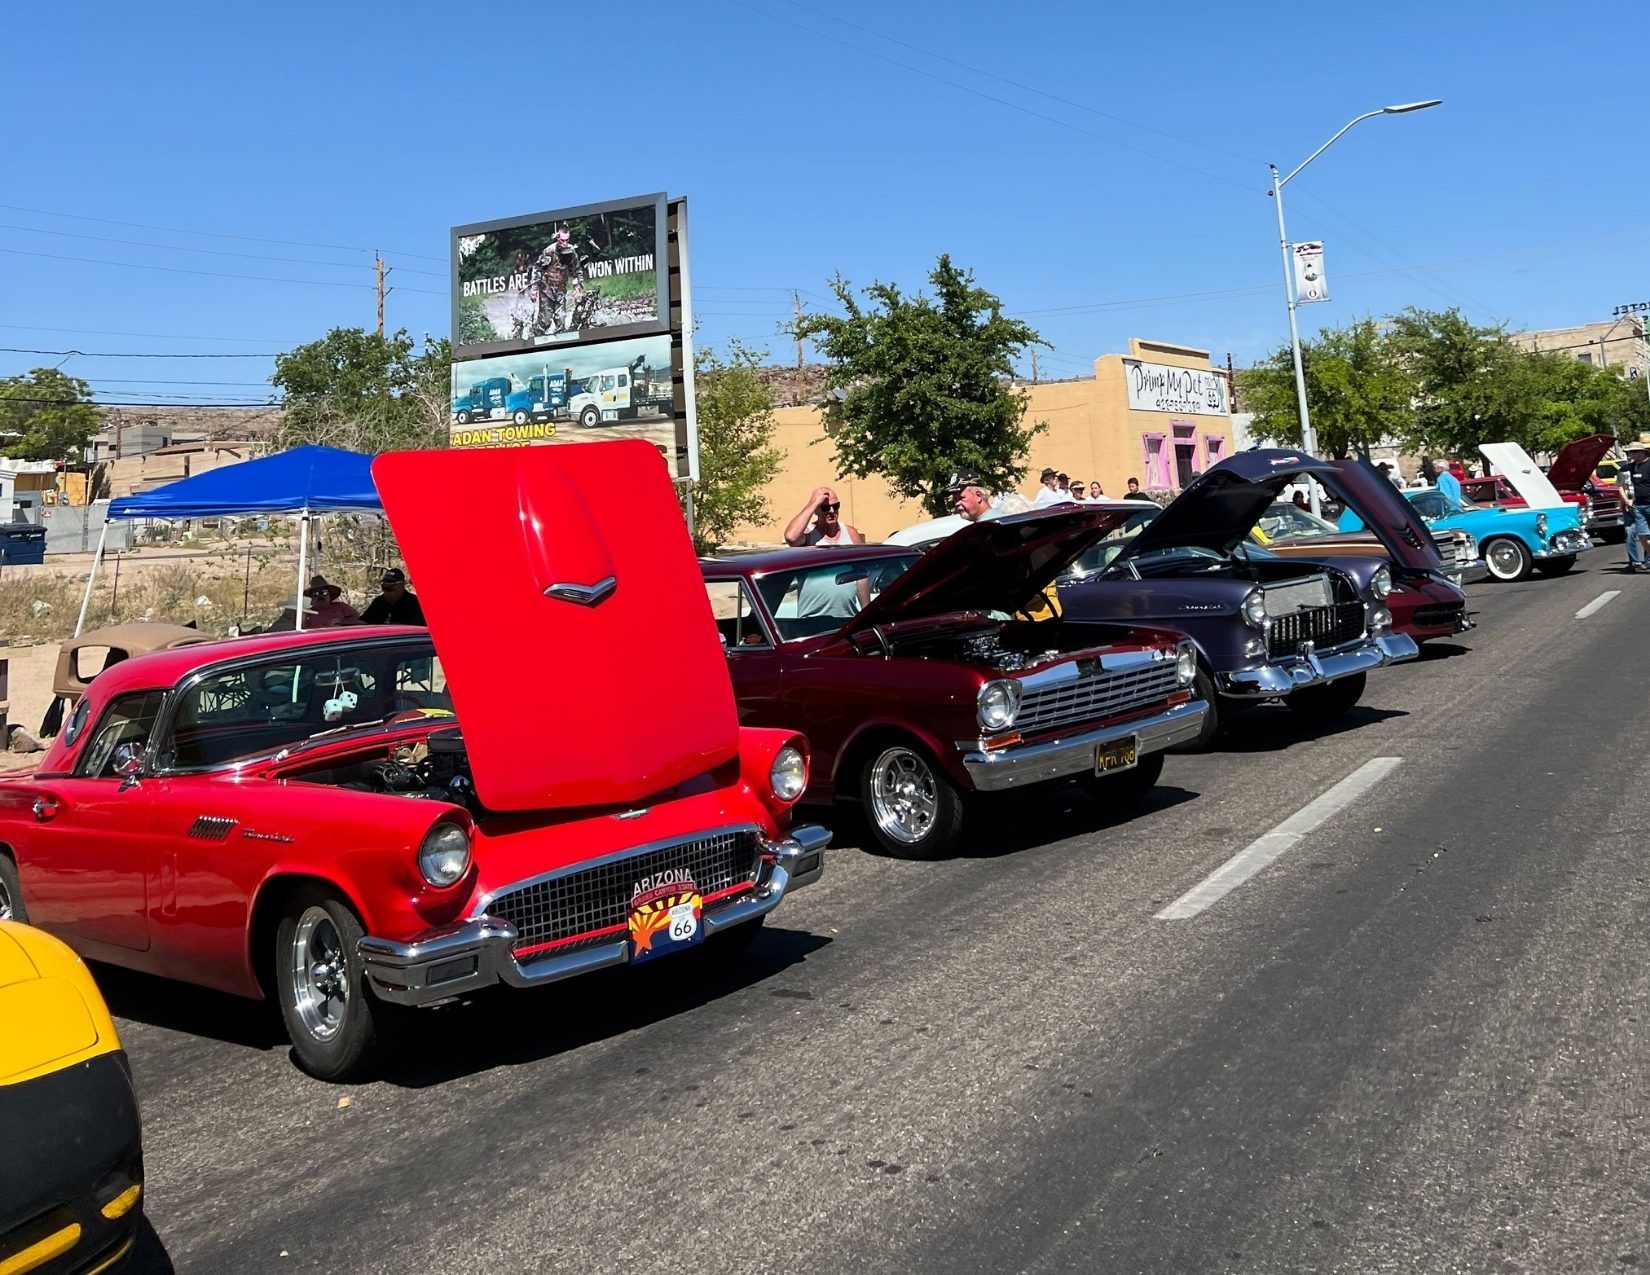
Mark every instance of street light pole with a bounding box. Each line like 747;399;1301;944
1269;100;1442;514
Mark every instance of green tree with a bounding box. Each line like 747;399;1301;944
270;328;451;453
1239;317;1415;457
792;254;1046;516
0;368;100;461
1519;351;1650;453
684;340;784;554
1385;307;1529;458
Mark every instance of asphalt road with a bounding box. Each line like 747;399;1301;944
113;553;1650;1274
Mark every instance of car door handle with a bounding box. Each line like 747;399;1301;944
31;796;59;821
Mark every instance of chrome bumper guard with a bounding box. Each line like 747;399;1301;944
1217;632;1418;698
1534;532;1592;560
358;824;831;1006
957;698;1207;793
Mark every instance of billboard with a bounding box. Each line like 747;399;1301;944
449;333;688;477
452;192;669;359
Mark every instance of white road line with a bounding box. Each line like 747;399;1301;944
1156;757;1403;921
1575;590;1620;620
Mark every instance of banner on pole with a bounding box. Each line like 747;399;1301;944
1292;241;1328;304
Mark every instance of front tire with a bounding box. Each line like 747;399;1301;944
578;405;601;429
512;409;529;425
456;410;471;426
1078;752;1165;805
274;888;381;1082
1483;536;1532;582
1287;672;1367;721
1177;666;1221;751
859;742;966;859
1534;554;1576;577
0;855;28;923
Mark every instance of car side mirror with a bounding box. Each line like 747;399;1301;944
113;742;145;788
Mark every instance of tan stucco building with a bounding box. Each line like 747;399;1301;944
741;338;1233;544
1512;315;1649;381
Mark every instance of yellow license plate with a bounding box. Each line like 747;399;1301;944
1095;738;1138;775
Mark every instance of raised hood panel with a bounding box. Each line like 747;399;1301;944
1323;458;1443;574
840;504;1133;639
1480;442;1565;509
1121;449;1324;559
372;443;739;812
1545;434;1614;492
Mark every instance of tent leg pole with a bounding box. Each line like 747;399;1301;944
295;514;310;632
73;522;110;638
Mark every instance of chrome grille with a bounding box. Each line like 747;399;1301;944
1266;602;1366;658
1016;660;1179;734
484;828;763;961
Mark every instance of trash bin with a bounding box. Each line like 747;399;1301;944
0;522;47;566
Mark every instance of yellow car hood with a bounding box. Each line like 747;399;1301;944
0;923;119;1085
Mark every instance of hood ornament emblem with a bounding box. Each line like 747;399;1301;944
544;575;618;607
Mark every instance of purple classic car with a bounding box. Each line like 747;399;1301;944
1057;450;1422;747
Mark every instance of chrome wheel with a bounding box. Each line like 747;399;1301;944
289;906;349;1041
0;876;12;921
868;746;938;846
1485;538;1527;581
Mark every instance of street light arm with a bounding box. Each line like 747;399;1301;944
1276;109;1386;188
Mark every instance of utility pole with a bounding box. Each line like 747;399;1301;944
793;291;804;405
1030;351;1039;384
375;253;392;336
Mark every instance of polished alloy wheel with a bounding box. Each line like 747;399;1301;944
0;876;12;922
868;746;938;846
289;906;348;1041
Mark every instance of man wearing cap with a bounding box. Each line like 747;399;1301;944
303;575;361;627
360;567;427;625
1032;467;1067;508
1622;441;1650;573
945;471;1003;524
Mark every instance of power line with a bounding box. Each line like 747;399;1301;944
0;322;295;344
0;221;447;277
778;0;1264;168
0;202;447;264
2;395;277;406
725;0;1260;196
0;346;279;359
0;245;445;295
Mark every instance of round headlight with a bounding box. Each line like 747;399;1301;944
770;743;807;802
1241;588;1267;628
418;822;471;888
1175;644;1197;685
977;679;1022;732
1371;564;1393;598
1535;513;1548;539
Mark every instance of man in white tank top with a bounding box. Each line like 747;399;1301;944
783;486;864;546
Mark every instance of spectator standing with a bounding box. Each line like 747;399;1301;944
1088;481;1105;501
783;487;863;546
1124;477;1154;502
1068;478;1088;502
1622;441;1650;573
1032;467;1067;508
1436;467;1464;506
947;471;1002;524
361;568;427;625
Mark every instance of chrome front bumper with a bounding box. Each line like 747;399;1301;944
358;825;830;1006
1534;532;1592;560
1217;632;1417;698
957;699;1207;793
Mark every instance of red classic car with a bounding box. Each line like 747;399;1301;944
701;505;1207;858
1461;435;1625;542
0;443;828;1080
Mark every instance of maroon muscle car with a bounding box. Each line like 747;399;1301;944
701;505;1207;858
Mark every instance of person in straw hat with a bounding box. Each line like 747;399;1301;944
303;574;361;627
1621;440;1650;574
266;592;316;632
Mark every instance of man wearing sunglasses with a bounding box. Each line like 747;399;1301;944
359;567;427;626
783;485;863;547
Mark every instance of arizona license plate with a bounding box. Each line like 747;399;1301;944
1094;738;1139;775
628;882;705;964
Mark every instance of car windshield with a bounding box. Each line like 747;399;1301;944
1255;503;1340;540
753;555;915;641
1065;508;1224;576
159;639;453;770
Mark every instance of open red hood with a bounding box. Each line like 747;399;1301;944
372;443;738;812
1545;433;1615;492
835;504;1134;642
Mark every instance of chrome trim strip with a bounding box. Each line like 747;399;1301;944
544;576;618;606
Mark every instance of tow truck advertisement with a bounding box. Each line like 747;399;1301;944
449;333;684;474
452;193;669;359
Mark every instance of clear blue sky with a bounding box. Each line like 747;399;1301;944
1;0;1643;404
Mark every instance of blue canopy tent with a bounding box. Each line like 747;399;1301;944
78;446;383;636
